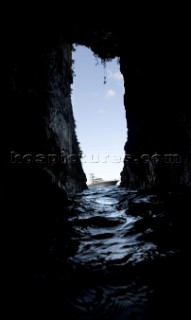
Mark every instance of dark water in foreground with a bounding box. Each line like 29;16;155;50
7;186;190;319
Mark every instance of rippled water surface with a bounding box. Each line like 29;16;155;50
29;186;190;319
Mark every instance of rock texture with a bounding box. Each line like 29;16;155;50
1;34;86;212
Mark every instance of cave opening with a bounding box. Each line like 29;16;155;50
2;23;191;319
71;45;126;185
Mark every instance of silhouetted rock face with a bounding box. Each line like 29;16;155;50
1;37;86;211
119;27;191;191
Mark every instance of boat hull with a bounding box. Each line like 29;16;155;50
88;180;118;188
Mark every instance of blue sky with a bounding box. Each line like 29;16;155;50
72;45;127;184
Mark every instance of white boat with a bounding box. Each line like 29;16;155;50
88;174;119;188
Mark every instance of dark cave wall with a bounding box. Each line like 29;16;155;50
1;36;86;209
42;41;87;193
119;30;191;190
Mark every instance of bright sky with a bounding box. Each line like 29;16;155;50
72;45;127;184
